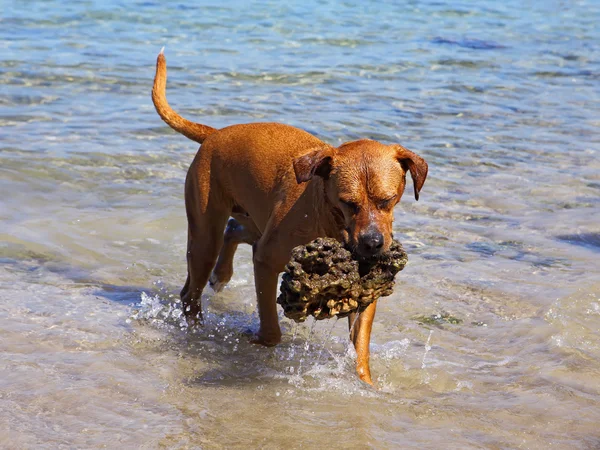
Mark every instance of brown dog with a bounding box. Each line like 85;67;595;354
152;50;428;384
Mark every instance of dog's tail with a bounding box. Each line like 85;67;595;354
152;48;217;144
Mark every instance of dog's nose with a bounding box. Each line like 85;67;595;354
357;230;384;257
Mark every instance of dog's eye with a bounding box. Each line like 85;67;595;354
340;199;360;214
377;195;397;210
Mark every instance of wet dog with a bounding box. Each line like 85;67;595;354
152;50;428;384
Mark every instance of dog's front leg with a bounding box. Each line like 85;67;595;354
251;242;283;346
349;300;378;385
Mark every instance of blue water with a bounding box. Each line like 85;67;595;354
2;1;600;448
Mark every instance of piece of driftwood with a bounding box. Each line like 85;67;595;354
277;237;408;322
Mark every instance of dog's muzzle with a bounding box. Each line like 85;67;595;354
356;227;384;258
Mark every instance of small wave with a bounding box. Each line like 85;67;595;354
533;69;597;79
432;37;506;50
556;233;600;253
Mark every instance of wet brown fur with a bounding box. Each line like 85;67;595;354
152;51;428;385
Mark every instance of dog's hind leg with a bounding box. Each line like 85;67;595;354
181;205;230;324
209;216;260;293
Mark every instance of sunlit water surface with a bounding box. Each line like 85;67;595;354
2;0;600;448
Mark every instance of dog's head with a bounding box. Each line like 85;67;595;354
293;139;428;258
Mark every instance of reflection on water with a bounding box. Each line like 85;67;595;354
1;0;600;448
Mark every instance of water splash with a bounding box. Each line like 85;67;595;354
421;330;433;384
349;311;361;337
128;291;188;331
288;321;299;358
297;319;318;377
317;317;339;364
286;321;300;374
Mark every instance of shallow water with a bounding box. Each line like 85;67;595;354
2;0;600;448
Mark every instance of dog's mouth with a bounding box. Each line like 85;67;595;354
352;249;390;262
344;232;394;262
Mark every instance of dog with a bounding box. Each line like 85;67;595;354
152;50;428;384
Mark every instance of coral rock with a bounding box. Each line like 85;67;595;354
277;237;408;322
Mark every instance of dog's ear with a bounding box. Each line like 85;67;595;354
393;144;428;201
293;145;335;184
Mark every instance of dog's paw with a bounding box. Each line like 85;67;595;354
356;365;374;386
208;273;227;293
249;328;282;347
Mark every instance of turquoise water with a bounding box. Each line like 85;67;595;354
2;1;600;448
